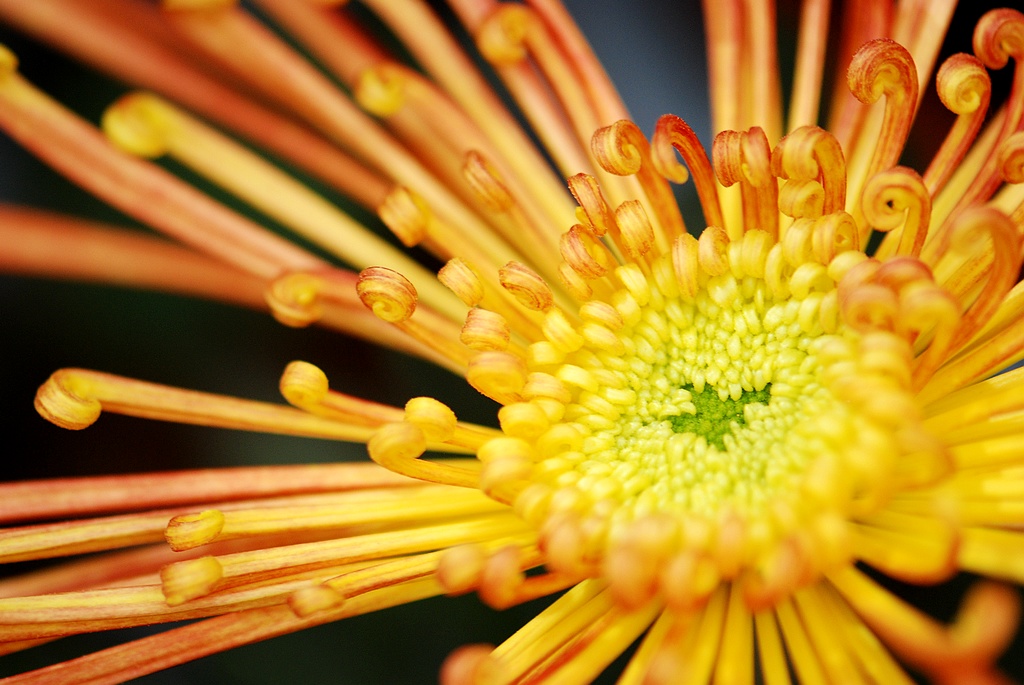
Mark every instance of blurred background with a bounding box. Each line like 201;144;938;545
0;1;1017;682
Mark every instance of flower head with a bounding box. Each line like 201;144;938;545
2;1;1024;683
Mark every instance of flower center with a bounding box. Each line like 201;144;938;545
567;269;839;525
516;256;851;524
668;383;772;450
466;219;942;610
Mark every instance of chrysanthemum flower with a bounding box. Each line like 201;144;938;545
2;0;1024;682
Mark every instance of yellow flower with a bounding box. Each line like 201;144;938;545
2;1;1024;683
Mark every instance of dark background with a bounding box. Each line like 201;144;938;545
0;1;1018;682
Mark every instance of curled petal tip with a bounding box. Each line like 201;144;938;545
288;584;346;618
973;8;1024;70
279;360;330;409
936;54;991;115
466;351;527;405
847;38;918;106
998;131;1024;183
265;272;324;328
405;396;458;443
439;258;485;307
461;308;511;352
498;261;553;312
34;370;102;430
165;509;226;551
354;62;407;117
160;556;224;606
102;92;174;158
379;186;431;248
356;266;418;323
476;4;532;65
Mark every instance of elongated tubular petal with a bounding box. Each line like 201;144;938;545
1;582;293;642
524;0;629;126
161;514;525;602
711;582;755;684
281;361;498;451
941;208;1021;353
0;0;390;209
360;33;572;272
787;0;830;131
701;0;743;136
520;600;661;685
923;365;1024;430
743;0;782;144
291;553;441;617
829;566;1019;678
915;216;1023;401
0;203;431;365
960;527;1024;584
0;544;178;599
165;486;504;551
850;509;959;585
462;150;564;281
647;584;728;683
891;0;958;106
774;595;830;683
1;579;441;685
360;61;496;187
356;266;474;370
920;312;1024;405
845;39;919;229
380;186;496;273
923;54;992;197
367;422;481;489
865;167;930;259
701;0;782;142
965;270;1024;348
0;205;265;309
0;464;419;525
0;53;322;280
463;0;651;245
592;120;687;244
359;0;575;228
4;483;474;565
253;0;564;278
103;92;463;322
652;114;725;232
0;520;423;603
772;125;846;223
819;584;916;684
753;611;792;685
163;4;509;268
793;585;865;680
946;9;1024;213
405;396;501;452
1;511;182;564
278;361;406;427
449;0;590;178
2;556;420;642
33;368;380;440
5;559;447;654
613;610;675;685
714;126;778;239
825;0;892;151
484;581;614;682
303;532;546;616
264;267;462;369
997;132;1024;217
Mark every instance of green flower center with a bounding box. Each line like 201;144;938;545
668;383;772;450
